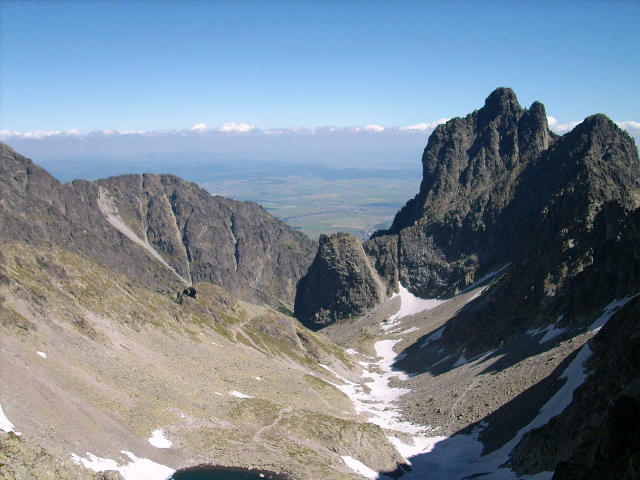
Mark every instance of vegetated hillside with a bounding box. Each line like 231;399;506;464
0;143;316;310
0;241;405;479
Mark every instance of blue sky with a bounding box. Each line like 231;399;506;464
1;0;639;136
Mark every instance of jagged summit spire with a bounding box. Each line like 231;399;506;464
481;87;522;118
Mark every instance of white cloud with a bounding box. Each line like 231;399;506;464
3;117;636;141
0;130;22;140
217;122;256;133
617;121;640;134
400;118;449;132
22;130;63;139
547;116;580;134
87;129;147;137
189;123;208;133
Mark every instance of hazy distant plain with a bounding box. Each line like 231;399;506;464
204;175;419;239
38;153;421;240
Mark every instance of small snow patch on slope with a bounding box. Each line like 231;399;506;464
148;429;172;448
524;343;592;432
589;295;637;332
532;315;567;344
97;187;189;285
420;326;444;348
230;391;253;399
71;450;174;480
452;354;468;368
37;351;47;358
341;455;379;479
385;284;445;328
0;403;20;435
459;264;510;294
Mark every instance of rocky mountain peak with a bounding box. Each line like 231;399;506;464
296;88;640;333
479;86;523;120
573;113;631;148
382;88;551;237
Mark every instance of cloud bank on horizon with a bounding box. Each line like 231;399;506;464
0;120;450;140
2;117;638;141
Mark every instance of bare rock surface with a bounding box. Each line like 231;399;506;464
294;233;384;330
0;143;315;308
296;88;640;350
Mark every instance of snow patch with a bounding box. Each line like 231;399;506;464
230;391;253;399
254;376;262;381
527;344;593;431
459;264;510;294
538;315;568;344
345;348;358;355
385;285;445;329
70;450;174;480
394;327;419;335
426;355;453;370
588;296;636;332
148;429;172;448
341;455;379;479
420;326;445;348
0;403;20;435
321;340;436;461
37;351;47;358
452;354;468;368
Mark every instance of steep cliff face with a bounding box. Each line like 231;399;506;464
294;233;384;330
295;88;640;338
371;87;557;297
0;143;315;307
95;173;316;307
441;115;640;355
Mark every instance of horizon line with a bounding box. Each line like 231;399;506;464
2;118;639;141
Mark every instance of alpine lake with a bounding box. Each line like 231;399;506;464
169;466;291;480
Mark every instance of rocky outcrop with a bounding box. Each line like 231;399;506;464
0;143;315;307
295;88;640;337
509;297;640;479
440;115;640;355
294;233;384;330
0;432;105;480
370;87;557;297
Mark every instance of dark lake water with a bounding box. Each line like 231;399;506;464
169;466;290;480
